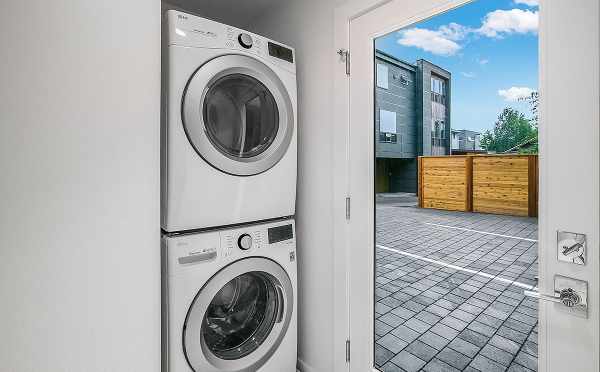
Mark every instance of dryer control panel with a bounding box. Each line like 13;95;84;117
166;10;296;72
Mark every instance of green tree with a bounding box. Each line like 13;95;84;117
480;108;538;153
520;91;539;127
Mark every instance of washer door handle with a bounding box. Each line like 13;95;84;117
275;285;285;323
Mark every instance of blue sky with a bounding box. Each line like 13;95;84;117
375;0;539;133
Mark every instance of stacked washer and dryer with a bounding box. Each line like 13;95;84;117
161;10;298;372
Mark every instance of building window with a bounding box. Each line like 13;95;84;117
431;76;445;95
379;109;397;143
379;133;397;143
431;120;445;139
376;64;389;89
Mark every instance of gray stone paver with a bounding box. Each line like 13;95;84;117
375;202;538;371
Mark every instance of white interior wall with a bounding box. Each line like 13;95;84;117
163;0;261;29
0;1;161;371
248;0;346;370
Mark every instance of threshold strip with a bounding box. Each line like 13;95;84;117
376;244;536;290
423;222;538;243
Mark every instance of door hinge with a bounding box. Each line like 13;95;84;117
345;339;351;362
338;49;350;75
345;197;351;220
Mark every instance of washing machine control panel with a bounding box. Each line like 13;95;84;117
165;220;295;275
220;221;295;259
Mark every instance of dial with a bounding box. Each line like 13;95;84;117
238;33;253;49
237;233;253;250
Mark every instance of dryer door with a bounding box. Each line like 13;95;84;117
182;54;294;176
184;257;293;372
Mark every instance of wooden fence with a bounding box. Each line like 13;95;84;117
418;155;538;217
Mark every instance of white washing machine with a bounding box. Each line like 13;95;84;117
162;10;297;233
162;219;297;372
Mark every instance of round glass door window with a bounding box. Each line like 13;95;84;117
182;54;294;176
203;74;279;159
201;272;280;360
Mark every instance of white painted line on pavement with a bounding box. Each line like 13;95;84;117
423;223;538;243
376;244;536;290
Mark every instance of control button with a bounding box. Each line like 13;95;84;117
238;33;253;49
238;233;253;250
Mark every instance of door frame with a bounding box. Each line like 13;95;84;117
332;1;599;371
333;3;487;370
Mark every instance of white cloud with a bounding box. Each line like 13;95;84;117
438;22;471;41
498;86;535;101
477;58;489;65
479;9;538;38
461;72;476;78
396;8;538;56
397;23;470;56
514;0;539;7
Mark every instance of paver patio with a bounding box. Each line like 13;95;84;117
375;197;538;372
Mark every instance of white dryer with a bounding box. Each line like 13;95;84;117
162;11;297;233
162;219;297;372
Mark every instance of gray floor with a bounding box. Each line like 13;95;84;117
375;197;538;372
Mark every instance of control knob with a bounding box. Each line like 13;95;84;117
238;33;253;49
238;233;253;250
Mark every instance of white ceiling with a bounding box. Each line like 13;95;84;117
165;0;288;28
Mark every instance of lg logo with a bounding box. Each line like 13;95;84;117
178;14;188;20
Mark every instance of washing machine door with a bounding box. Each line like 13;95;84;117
182;54;294;176
184;257;294;372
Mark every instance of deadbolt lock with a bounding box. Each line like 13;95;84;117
557;231;586;265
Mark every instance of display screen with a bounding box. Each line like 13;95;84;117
268;42;294;63
268;224;294;244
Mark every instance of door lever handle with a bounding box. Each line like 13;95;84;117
525;275;588;317
524;290;562;303
524;288;581;307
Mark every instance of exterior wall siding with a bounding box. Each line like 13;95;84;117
375;55;417;159
416;59;451;156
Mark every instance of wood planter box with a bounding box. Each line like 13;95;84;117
418;155;538;217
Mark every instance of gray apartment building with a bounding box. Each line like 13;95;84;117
451;129;483;154
375;50;451;193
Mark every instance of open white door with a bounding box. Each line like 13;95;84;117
338;0;599;371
